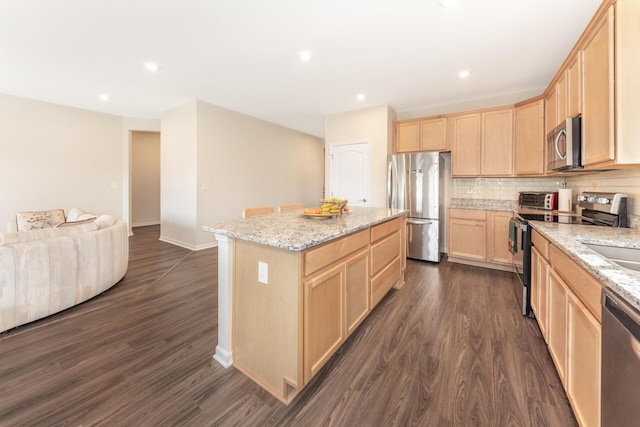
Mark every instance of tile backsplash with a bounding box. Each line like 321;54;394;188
452;168;640;228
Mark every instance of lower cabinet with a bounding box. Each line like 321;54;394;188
448;208;513;270
531;228;602;427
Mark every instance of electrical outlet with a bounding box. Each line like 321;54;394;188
258;261;268;284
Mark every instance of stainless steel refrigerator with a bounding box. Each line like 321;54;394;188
387;152;444;262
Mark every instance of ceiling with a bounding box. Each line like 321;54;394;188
0;0;602;138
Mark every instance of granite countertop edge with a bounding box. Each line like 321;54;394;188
204;207;408;251
530;222;640;310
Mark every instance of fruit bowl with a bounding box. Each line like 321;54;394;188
320;198;348;215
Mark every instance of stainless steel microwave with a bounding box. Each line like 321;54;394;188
547;116;582;172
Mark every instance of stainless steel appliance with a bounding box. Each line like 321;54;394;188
547;116;583;172
387;152;444;262
602;288;640;426
511;191;628;316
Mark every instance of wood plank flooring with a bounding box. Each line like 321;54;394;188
0;225;577;426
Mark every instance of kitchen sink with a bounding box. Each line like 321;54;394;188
584;243;640;272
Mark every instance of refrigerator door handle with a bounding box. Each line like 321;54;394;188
387;157;396;209
407;219;433;225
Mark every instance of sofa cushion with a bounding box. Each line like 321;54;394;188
57;217;96;228
0;221;98;246
16;209;66;231
67;208;97;223
94;214;116;229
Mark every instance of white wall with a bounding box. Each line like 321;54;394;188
131;131;160;226
161;100;325;249
325;105;396;208
0;93;124;228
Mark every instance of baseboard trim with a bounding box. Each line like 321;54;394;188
132;221;160;227
159;235;218;251
447;256;515;273
213;345;233;368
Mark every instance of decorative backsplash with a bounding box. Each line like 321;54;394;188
452;169;640;229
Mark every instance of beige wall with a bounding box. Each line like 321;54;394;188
131;131;160;226
160;101;199;248
0;93;124;228
161;100;325;249
325;105;396;208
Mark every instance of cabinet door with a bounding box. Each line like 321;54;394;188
567;53;582;118
451;114;481;176
514;99;545;175
304;264;345;382
531;246;550;342
557;73;567;123
448;218;486;260
582;6;615;166
567;291;601;427
486;211;512;264
420;117;447;151
395;121;421;153
545;87;558;135
345;249;370;336
548;269;568;387
481;109;514;176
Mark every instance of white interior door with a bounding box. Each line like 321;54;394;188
329;142;370;206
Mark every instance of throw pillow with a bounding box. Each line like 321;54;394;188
57;217;96;228
16;209;66;231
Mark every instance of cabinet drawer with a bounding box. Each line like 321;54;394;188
449;209;487;221
371;255;401;308
304;230;369;277
532;229;550;260
371;217;401;243
371;230;401;277
550;244;603;322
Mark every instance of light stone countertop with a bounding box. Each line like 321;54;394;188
531;222;640;310
203;207;407;251
449;198;517;212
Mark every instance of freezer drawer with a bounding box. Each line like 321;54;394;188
407;218;441;262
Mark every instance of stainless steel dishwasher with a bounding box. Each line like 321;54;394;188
602;288;640;426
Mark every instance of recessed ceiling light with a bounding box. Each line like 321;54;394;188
299;51;312;62
356;93;366;102
440;0;459;8
98;94;111;101
144;62;159;72
458;70;471;79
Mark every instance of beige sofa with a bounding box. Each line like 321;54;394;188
0;218;128;333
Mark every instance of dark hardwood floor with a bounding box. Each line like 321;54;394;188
0;225;577;426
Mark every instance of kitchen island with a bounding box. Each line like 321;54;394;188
204;207;407;403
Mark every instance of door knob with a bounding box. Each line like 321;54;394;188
358;198;367;202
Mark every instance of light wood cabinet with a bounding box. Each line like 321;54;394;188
304;263;345;382
532;228;603;427
448;209;486;260
545;87;557;136
481;108;514;176
514;98;545;176
451;114;481;176
567;290;601;427
557;73;567;124
451;107;514;177
394;117;447;153
567;53;582;118
582;6;615;167
395;121;421;153
548;268;568;386
486;211;512;264
531;230;550;342
232;216;405;403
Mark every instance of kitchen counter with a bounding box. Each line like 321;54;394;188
203;206;407;403
531;222;640;311
204;206;407;251
449;198;517;212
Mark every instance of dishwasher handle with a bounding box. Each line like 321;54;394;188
604;289;640;341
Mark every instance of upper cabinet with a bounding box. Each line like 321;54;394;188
582;6;615;167
451;107;513;177
514;98;545;176
566;53;582;119
545;86;557;136
394;117;447;153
